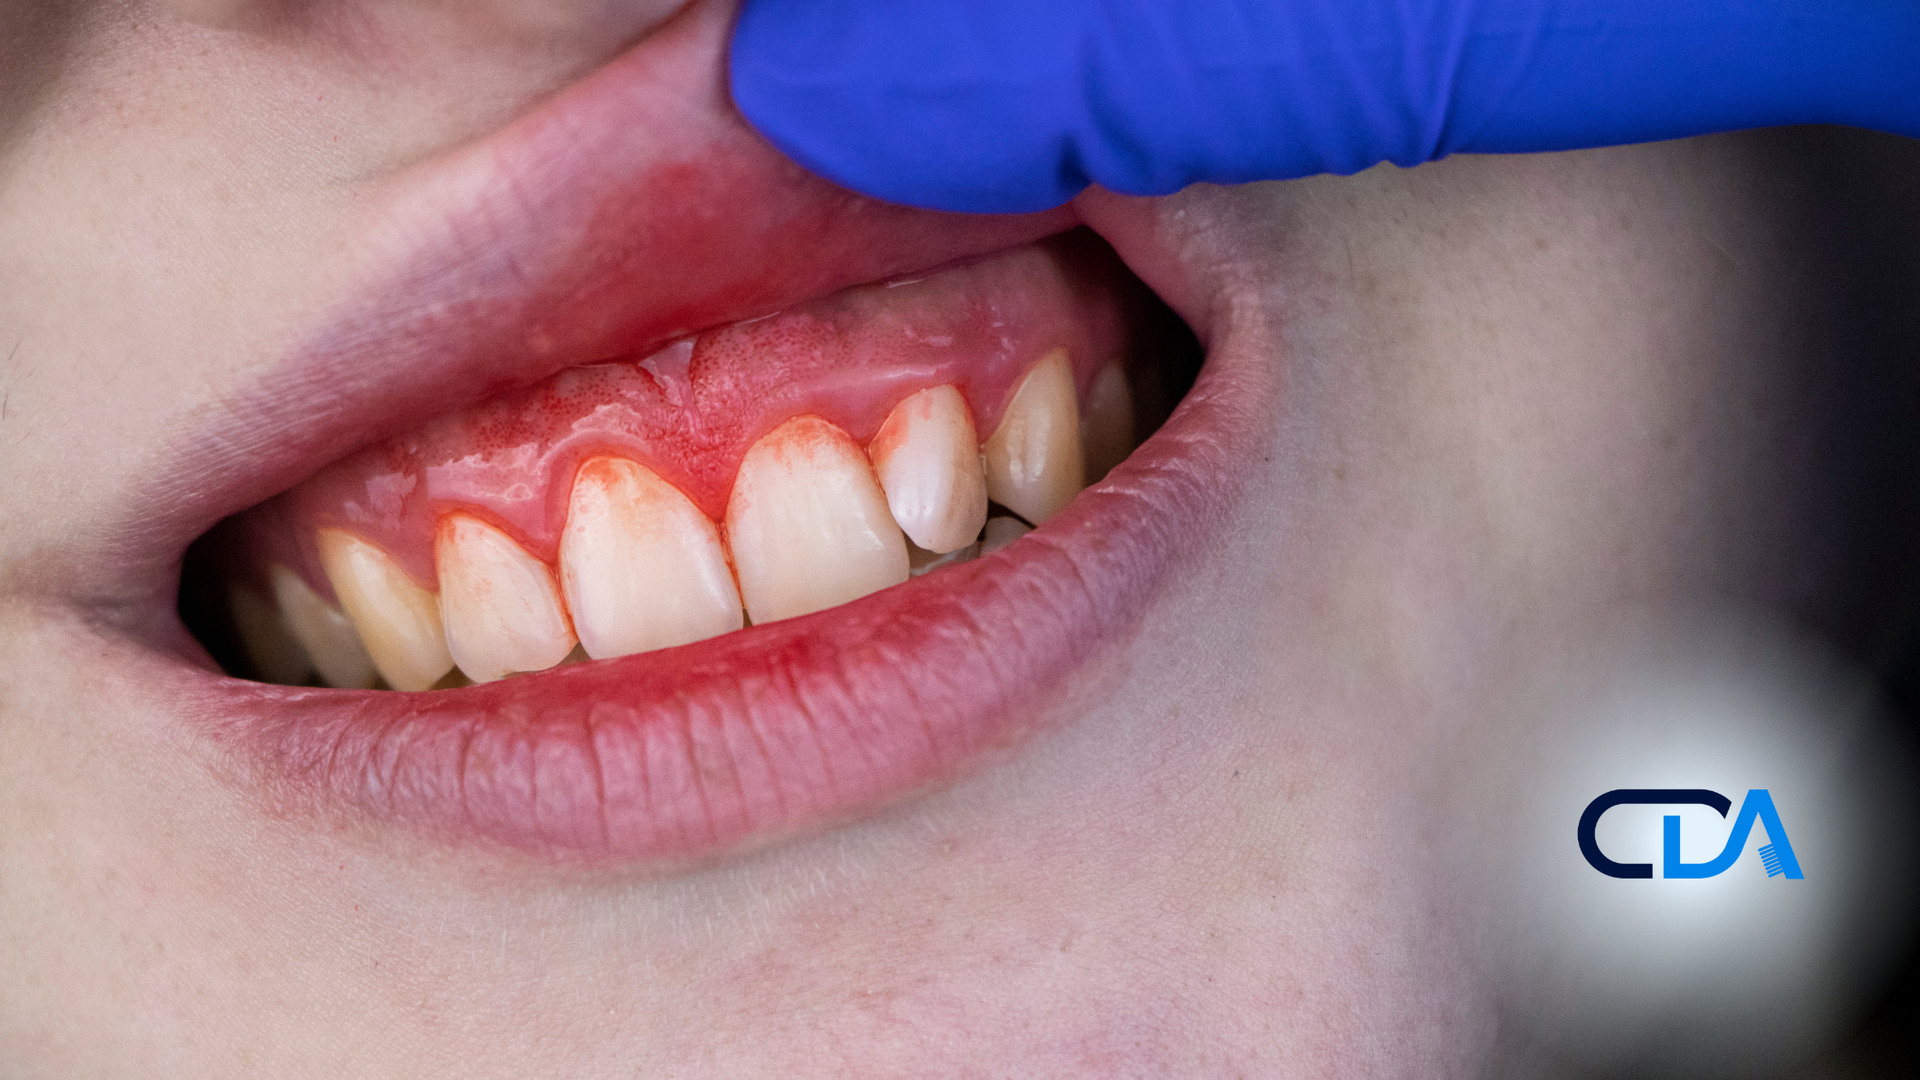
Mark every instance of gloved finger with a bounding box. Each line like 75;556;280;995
730;0;1920;214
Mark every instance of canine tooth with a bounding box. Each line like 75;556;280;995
267;563;377;688
868;385;988;554
436;514;577;683
908;540;979;578
316;530;453;691
227;576;316;686
1080;362;1135;483
980;516;1032;557
726;415;910;623
984;348;1085;525
560;456;744;660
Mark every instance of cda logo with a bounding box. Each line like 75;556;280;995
1578;788;1803;880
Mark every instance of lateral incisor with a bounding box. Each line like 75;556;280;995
436;513;576;683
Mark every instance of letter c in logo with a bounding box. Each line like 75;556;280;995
1577;789;1733;878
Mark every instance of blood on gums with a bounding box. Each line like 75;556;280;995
269;238;1133;595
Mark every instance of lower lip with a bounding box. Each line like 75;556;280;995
174;342;1252;867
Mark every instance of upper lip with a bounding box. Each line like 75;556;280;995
101;0;1258;868
130;0;1075;583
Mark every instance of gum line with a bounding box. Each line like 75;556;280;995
251;235;1134;598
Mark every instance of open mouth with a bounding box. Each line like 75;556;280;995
177;229;1204;866
198;232;1188;693
120;0;1251;870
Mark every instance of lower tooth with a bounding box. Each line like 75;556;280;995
316;530;453;691
1080;361;1136;483
436;513;578;683
908;540;980;577
984;347;1086;526
980;516;1032;557
559;456;744;660
228;579;317;686
725;415;910;623
270;562;378;689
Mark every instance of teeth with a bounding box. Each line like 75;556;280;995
270;562;380;689
316;530;453;691
908;539;980;577
725;415;910;623
984;348;1086;525
868;385;989;554
435;513;577;683
285;352;1113;689
559;456;744;660
228;578;316;686
1080;362;1135;483
980;516;1032;556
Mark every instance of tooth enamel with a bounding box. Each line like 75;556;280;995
980;516;1032;557
1080;362;1135;483
316;530;453;691
559;456;744;660
267;563;378;689
435;513;577;683
984;347;1086;525
868;385;989;554
228;578;316;686
725;415;910;623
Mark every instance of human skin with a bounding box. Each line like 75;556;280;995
3;1;1916;1076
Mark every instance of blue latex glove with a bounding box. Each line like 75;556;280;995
730;0;1920;214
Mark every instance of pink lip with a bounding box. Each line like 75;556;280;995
134;0;1258;866
193;391;1245;864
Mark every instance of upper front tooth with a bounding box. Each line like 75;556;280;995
984;347;1086;526
1080;361;1135;483
314;531;450;690
725;415;910;623
436;513;577;683
867;385;989;554
559;456;744;660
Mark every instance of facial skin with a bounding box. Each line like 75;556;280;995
4;1;1917;1076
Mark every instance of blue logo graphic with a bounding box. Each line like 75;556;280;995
1578;789;1803;879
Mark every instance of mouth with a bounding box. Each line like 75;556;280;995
126;0;1249;870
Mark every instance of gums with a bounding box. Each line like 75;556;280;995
248;233;1139;596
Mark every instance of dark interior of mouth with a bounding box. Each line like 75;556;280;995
178;229;1202;689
